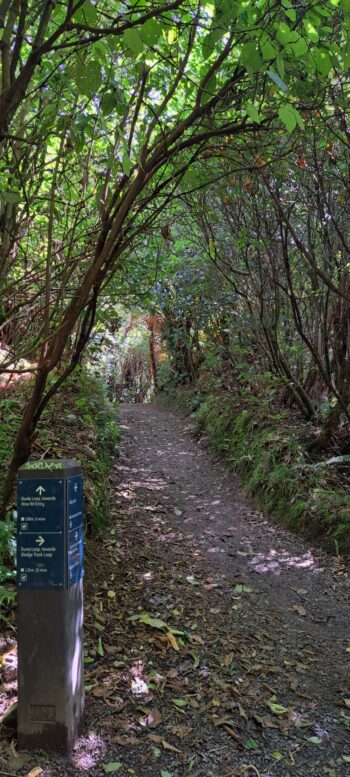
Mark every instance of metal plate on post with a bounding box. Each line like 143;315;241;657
67;475;84;586
17;478;66;589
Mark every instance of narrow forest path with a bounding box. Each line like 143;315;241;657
2;403;350;777
111;404;350;776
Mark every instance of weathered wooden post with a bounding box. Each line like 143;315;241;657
16;459;85;753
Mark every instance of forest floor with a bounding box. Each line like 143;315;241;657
1;403;350;777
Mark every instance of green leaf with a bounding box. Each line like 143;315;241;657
284;8;296;23
267;700;290;715
276;54;285;78
75;59;101;96
97;637;104;656
171;698;188;708
294;107;305;130
314;50;333;76
343;756;350;763
245;103;261;124
267;69;287;93
73;0;98;25
201;74;217;104
272;751;284;761
276;21;293;44
138;612;168;629
215;0;240;23
202;28;223;59
290;37;308;57
0;190;22;204
140;18;162;46
123;28;144;55
240;42;262;72
303;18;319;42
122;152;131;176
244;738;259;750
101;91;122;116
306;736;322;745
278;105;297;133
161;771;173;777
103;763;123;773
261;39;277;62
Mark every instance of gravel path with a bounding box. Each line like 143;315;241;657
1;402;350;777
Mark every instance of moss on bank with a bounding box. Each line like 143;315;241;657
159;387;350;555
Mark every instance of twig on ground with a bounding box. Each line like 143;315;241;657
242;766;261;777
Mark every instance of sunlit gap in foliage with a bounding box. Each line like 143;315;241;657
87;309;163;404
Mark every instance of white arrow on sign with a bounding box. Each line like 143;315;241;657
36;485;45;495
35;535;45;547
74;482;78;493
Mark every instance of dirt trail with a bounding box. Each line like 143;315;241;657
1;402;350;777
116;404;350;771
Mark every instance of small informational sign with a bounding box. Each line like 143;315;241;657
17;461;84;589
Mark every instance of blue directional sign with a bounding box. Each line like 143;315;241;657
17;461;84;589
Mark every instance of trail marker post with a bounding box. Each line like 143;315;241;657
16;459;85;753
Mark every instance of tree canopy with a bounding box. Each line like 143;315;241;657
1;0;350;512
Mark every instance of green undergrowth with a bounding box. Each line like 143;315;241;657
0;368;120;598
158;387;350;555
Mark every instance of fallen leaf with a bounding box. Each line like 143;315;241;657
272;752;283;761
234;585;252;593
292;604;307;616
92;686;111;698
26;769;43;777
138;612;168;630
189;652;200;668
212;717;241;741
172;698;188;708
167;632;180;651
169;724;191;739
158;632;180;651
306;736;322;745
140;708;162;729
103;763;123;773
112;735;141;746
245;738;259;750
267;701;290;716
161;738;182;753
238;704;247;720
186;575;200;585
149;734;162;743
